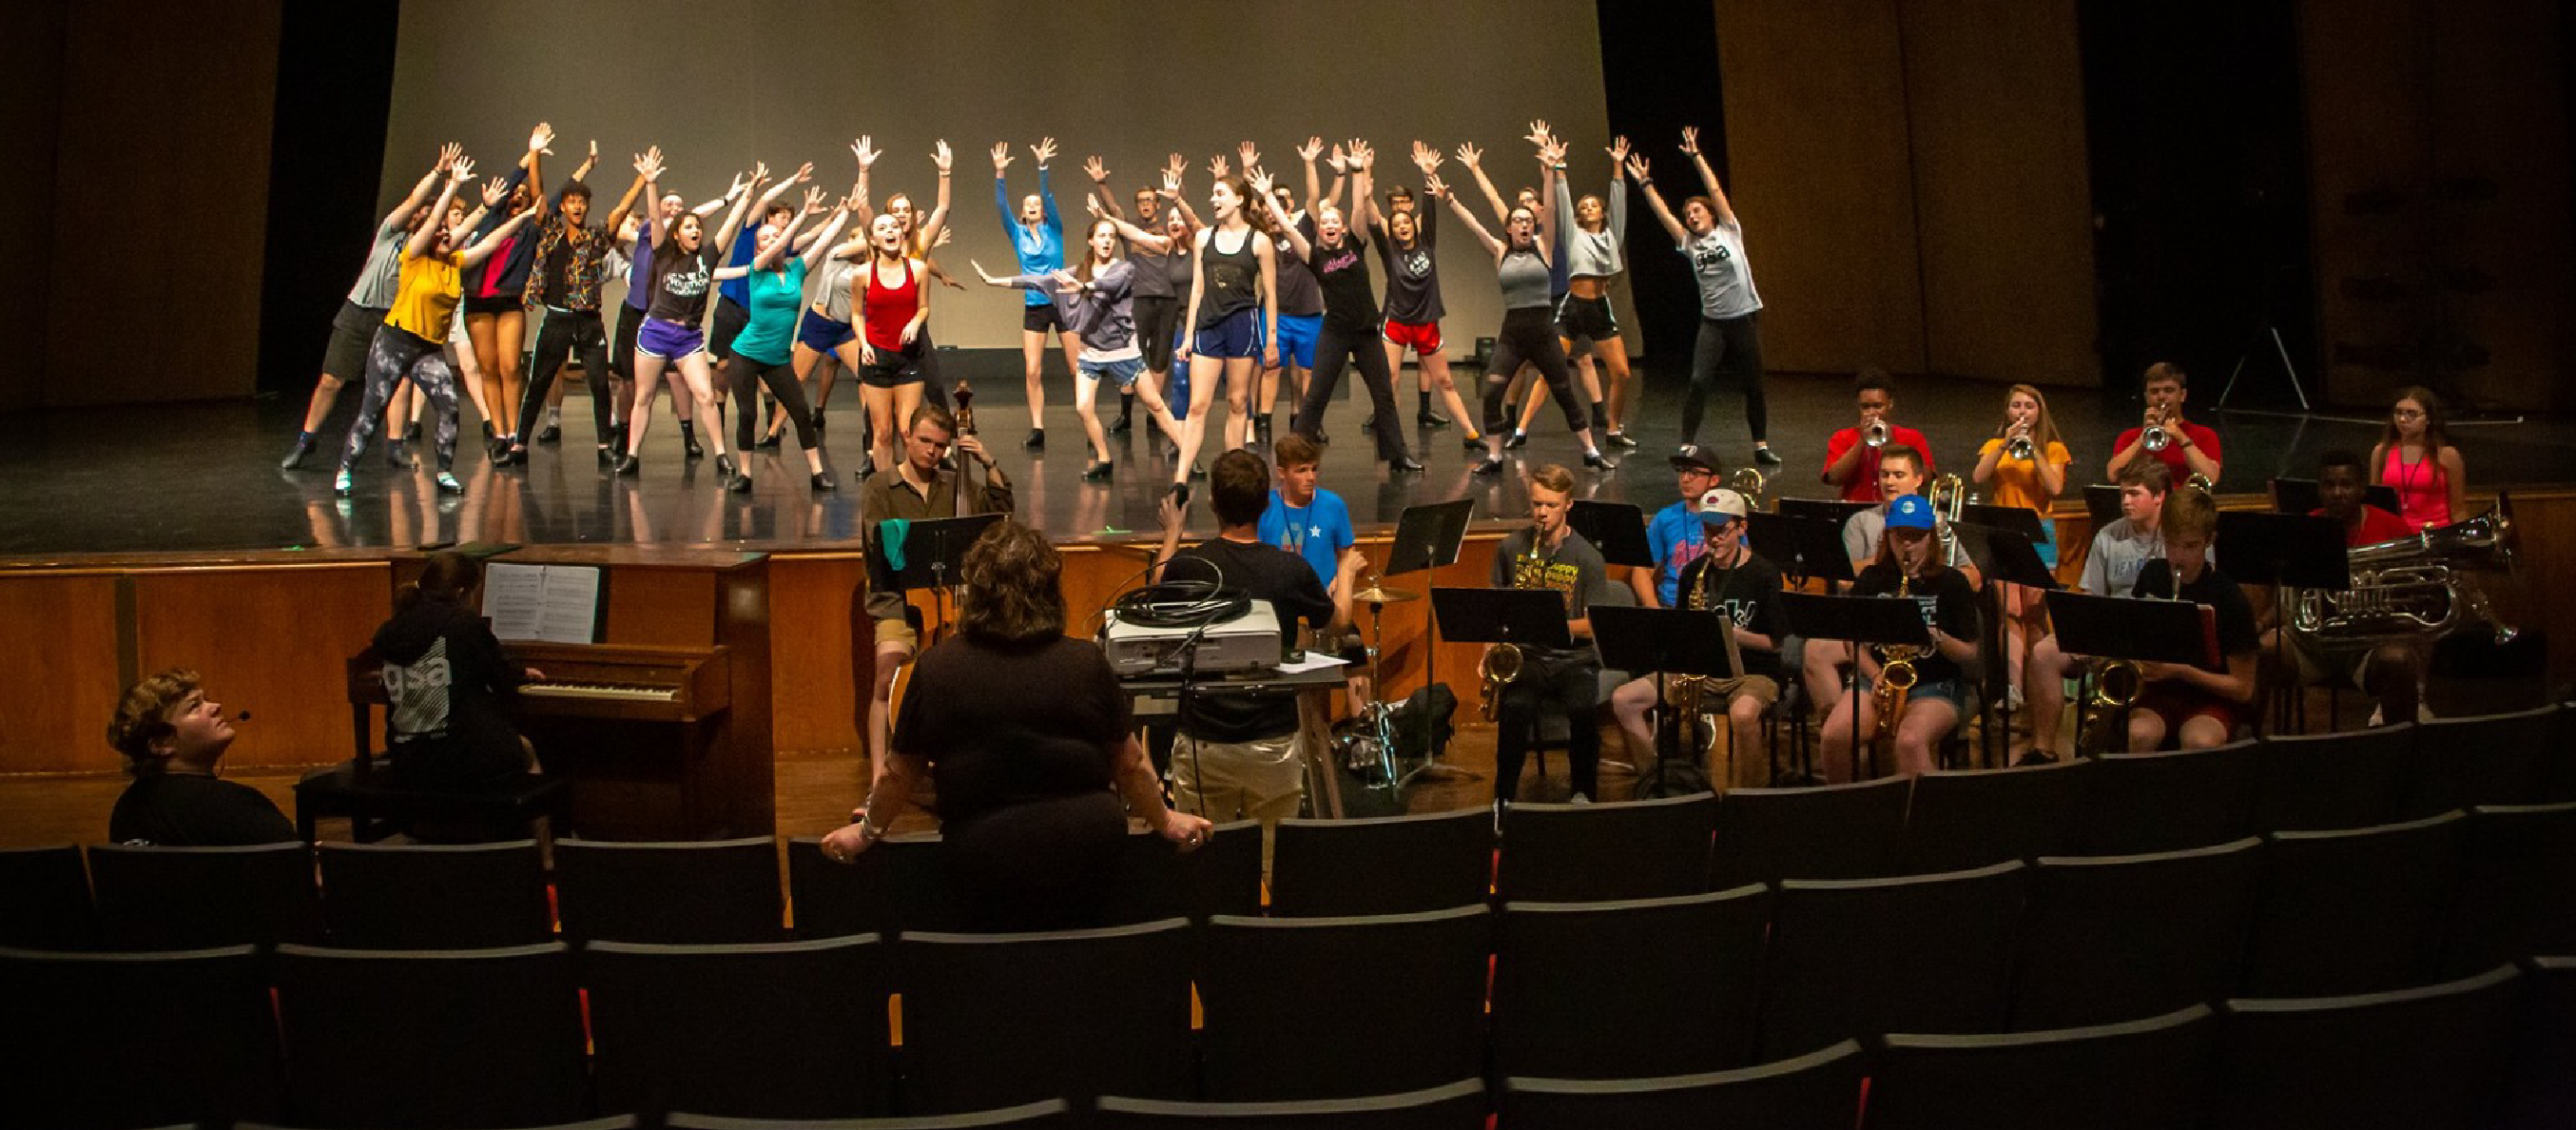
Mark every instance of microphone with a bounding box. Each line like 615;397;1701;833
236;711;253;722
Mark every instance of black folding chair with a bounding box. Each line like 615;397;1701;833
86;842;319;950
1269;809;1493;917
2242;811;2466;997
1709;776;1909;888
2213;964;2523;1130
273;942;591;1130
2008;838;2264;1030
1496;792;1716;902
1198;906;1492;1101
1499;1041;1867;1130
316;839;552;948
897;918;1196;1113
553;836;784;944
1901;759;2091;873
585;934;893;1120
1492;886;1771;1077
1869;1004;2216;1130
0;945;280;1130
1753;862;2026;1061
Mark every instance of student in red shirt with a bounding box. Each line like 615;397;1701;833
1821;368;1933;504
2106;361;2222;486
2265;449;2425;727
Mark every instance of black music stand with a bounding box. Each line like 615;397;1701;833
1385;499;1476;782
886;513;1007;644
2045;590;2225;753
2217;510;2350;732
1593;606;1740;791
2082;485;2124;529
1744;512;1857;590
1569;500;1653;568
1950;520;2058;768
1775;497;1877;529
1433;586;1576;795
1959;504;2048;548
1780;591;1931;782
2271;477;2403;516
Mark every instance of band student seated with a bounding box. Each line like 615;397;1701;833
856;403;1012;795
1636;445;1723;610
1817;495;1982;779
821;520;1212;932
1821;368;1934;504
2105;361;2222;486
2262;449;2426;727
2111;484;2261;750
1610;487;1786;789
1797;442;1974;716
1153;450;1358;857
106;669;297;847
1489;464;1610;804
2024;459;2185;762
374;552;544;794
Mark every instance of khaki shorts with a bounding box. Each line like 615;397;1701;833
875;615;918;651
1679;672;1780;711
1170;731;1306;827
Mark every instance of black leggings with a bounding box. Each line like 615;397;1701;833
341;327;459;472
610;303;643;381
1294;320;1407;462
915;327;949;409
1496;660;1602;802
1482;307;1588;438
725;356;819;451
520;309;610;443
1681;310;1767;444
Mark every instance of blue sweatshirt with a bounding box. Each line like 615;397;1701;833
465;163;535;301
997;168;1063;307
715;223;763;309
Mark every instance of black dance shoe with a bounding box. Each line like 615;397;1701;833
811;472;837;492
1753;445;1785;466
755;431;784;451
682;433;705;459
1024;427;1046;450
1418;409;1452;428
1606;430;1639;450
535;422;562;444
1583;450;1619;471
1391;456;1425;473
1082;460;1114;482
728;472;753;494
279;435;315;470
612;454;641;477
1110;413;1133;435
714;455;738;480
1462;435;1484;453
1503;430;1529;450
387;440;414;470
855;453;877;479
1473;457;1504;476
596;446;619;469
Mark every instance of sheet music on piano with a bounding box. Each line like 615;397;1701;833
482;563;604;643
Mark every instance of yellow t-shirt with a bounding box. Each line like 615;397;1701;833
1978;438;2072;513
384;251;466;344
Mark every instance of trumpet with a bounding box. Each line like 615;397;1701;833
1479;643;1522;722
1863;419;1891;448
2004;427;2036;461
2140;410;2172;453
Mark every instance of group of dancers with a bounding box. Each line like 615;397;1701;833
279;121;1783;502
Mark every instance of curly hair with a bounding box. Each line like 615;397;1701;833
107;668;201;773
958;519;1066;644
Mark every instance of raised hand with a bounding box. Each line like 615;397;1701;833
804;186;829;214
1679;126;1701;156
1540;138;1569;166
1424;172;1450;199
1237;139;1261;169
1624;155;1651;181
787;161;815;185
1297;135;1325;163
726;170;749;199
990;142;1013;173
585;139;598;165
1327;146;1348;175
528;122;555;154
933;226;954;249
451;155;478;184
1411;141;1442;172
971;259;1000;284
1349;139;1375;170
852;136;880;168
481;179;508;207
1083;155;1109;182
1030;136;1058;167
1210;154;1230;181
1159;169;1182;199
1245;165;1275;198
1455;142;1482;168
1608;135;1632;166
931;140;953;173
1524;119;1553;147
750;160;772;185
436;142;463;171
1165;152;1188;179
633;146;664;181
1085;191;1105;218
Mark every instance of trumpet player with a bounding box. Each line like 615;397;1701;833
2261;450;2426;727
1488;464;1608;804
1611;488;1785;789
2111;485;2259;750
1633;445;1724;609
2024;460;2179;763
2106;361;2221;485
1818;496;1980;778
1973;384;2072;711
1822;369;1935;503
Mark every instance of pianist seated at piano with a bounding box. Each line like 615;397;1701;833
821;519;1214;930
374;552;545;792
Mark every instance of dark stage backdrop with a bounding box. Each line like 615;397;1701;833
375;0;1624;354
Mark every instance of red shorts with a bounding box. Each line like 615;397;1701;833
1382;319;1443;355
2134;681;2250;745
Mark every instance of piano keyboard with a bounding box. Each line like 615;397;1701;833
522;682;679;702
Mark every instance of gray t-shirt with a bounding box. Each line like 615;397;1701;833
345;221;409;309
1842;504;1966;570
1555;170;1628;278
1491;526;1607;670
811;249;862;323
1684;219;1761;320
1499;247;1554;310
2083;517;2210;597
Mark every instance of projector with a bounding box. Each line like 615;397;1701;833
1101;600;1286;676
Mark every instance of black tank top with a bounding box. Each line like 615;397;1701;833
1196;225;1259;328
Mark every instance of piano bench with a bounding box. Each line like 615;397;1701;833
294;756;572;845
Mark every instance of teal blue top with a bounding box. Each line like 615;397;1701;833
729;257;808;365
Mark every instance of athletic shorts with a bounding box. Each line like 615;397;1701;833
1193;308;1260;360
1556;294;1619;342
861;345;926;388
1271;313;1322;369
1133;295;1181;372
798;309;857;353
1080;357;1146;390
1383;318;1443;355
636;317;705;360
321;301;390;381
1023;303;1067;334
708;297;751;360
461;293;521;317
2135;681;2251;745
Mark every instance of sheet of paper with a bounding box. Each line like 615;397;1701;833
535;566;603;644
481;563;549;640
1274;651;1351;674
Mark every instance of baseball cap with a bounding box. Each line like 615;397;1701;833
1668;444;1719;474
1887;494;1936;531
1695;488;1748;522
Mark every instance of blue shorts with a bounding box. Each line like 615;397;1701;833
636;318;705;360
797;310;856;353
1270;313;1322;368
1080;357;1146;390
1853;671;1966;710
1193;308;1259;360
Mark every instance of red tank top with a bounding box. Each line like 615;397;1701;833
862;258;920;351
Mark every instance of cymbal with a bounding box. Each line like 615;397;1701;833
1351;582;1421;605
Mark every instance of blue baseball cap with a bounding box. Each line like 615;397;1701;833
1887;494;1936;531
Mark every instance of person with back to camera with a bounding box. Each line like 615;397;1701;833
106;670;296;846
374;551;545;792
820;520;1213;930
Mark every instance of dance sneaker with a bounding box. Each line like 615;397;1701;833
1753;445;1784;466
333;470;353;497
435;472;465;495
1583;451;1619;471
279;435;316;470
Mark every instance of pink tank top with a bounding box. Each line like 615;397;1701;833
2382;445;2450;530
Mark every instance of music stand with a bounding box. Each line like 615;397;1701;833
1779;591;1932;782
1593;605;1739;792
1775;497;1877;528
1959;504;2047;548
1569;500;1653;568
1385;499;1477;783
1432;586;1576;795
2046;590;2224;754
2083;485;2124;529
2269;477;2402;516
2216;510;2349;733
887;513;1008;644
1744;512;1857;589
1950;520;2057;768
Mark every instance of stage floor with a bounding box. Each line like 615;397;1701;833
7;357;2569;555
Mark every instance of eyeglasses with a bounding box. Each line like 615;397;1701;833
2392;409;2426;419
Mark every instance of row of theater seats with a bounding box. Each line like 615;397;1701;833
3;934;2568;1128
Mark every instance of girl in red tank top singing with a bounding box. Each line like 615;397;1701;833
854;212;933;475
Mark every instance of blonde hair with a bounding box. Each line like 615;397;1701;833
107;668;202;772
2163;479;2218;541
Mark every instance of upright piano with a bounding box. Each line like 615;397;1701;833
347;640;771;840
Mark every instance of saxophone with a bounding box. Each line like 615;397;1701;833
1479;536;1547;721
1872;573;1920;741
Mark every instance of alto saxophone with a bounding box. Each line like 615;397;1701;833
1479;535;1548;721
1872;573;1920;741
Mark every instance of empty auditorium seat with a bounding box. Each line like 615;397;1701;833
1499;1041;1867;1130
2503;955;2576;1130
896;918;1195;1113
1492;886;1770;1076
1753;861;2025;1061
2443;802;2576;976
787;831;958;939
2008;838;2264;1030
1269;809;1493;917
1709;776;1909;888
1900;759;2091;873
1098;821;1262;925
1496;792;1715;902
2076;741;2258;854
272;942;590;1129
2241;810;2466;997
2249;725;2413;833
0;944;280;1129
667;1101;1074;1129
2405;706;2558;818
1869;1004;2215;1130
1198;906;1492;1101
585;934;892;1120
86;841;319;949
554;836;784;944
2212;964;2522;1130
0;843;96;949
316;839;552;948
1094;1079;1489;1129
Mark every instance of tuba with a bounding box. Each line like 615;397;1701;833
2290;497;2519;650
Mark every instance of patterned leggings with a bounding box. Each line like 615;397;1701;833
340;326;460;472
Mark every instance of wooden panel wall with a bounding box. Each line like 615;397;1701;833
0;575;121;773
